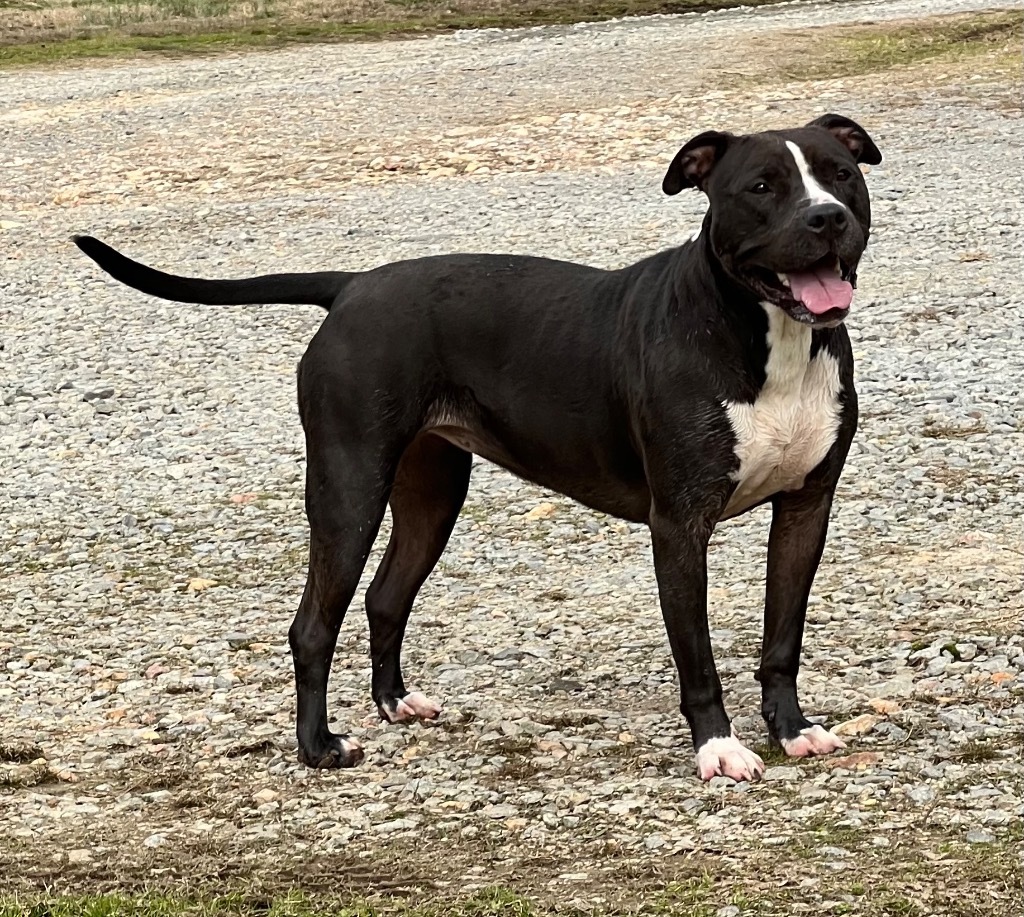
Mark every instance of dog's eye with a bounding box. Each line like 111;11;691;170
749;181;770;194
836;168;853;182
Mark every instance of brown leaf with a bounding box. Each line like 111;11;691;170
823;752;881;770
525;502;557;520
833;713;879;737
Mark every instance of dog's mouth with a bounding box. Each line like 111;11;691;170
750;255;856;327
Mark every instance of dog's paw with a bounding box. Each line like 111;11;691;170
297;734;364;769
781;724;845;758
379;691;443;724
695;734;765;782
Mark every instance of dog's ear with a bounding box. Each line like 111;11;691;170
663;131;734;195
808;114;882;165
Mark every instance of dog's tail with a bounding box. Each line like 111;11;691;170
74;236;352;310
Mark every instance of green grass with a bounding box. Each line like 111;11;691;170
0;890;539;917
0;885;727;917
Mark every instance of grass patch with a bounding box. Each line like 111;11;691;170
0;889;539;917
1;0;837;66
752;742;791;766
772;9;1023;82
0;742;43;764
3;839;1023;915
946;739;1003;764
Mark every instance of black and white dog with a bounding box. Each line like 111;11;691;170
76;113;881;781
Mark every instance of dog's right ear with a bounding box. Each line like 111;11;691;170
663;131;734;195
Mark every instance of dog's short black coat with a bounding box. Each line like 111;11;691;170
76;113;882;781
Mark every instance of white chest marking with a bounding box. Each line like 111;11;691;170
785;139;847;211
722;305;843;518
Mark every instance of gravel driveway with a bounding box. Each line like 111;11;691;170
1;0;1022;910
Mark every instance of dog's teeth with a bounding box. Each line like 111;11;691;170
775;273;791;288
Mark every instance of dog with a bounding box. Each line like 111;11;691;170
75;113;881;782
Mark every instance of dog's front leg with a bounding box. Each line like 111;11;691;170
649;512;766;782
756;486;846;759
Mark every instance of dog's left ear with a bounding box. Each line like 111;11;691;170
663;131;734;195
808;114;882;165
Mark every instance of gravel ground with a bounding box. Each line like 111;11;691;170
1;0;1022;911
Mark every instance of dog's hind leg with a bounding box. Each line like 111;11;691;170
289;441;392;769
365;434;472;724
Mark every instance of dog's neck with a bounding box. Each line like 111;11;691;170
677;221;766;322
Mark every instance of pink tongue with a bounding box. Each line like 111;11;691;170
787;268;853;315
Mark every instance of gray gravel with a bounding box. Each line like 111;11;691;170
1;0;1022;905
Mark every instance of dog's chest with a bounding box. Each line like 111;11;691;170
722;308;843;518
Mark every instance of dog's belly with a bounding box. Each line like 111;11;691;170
722;309;843;519
426;422;651;522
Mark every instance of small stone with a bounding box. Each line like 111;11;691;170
143;833;168;848
549;679;583;693
907;786;934;805
966;830;996;844
763;766;801;782
373;818;417;835
821;845;851;858
214;672;239;689
67;849;93;865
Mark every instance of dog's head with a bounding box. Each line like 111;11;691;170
663;114;881;329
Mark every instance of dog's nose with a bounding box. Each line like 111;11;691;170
804;203;848;237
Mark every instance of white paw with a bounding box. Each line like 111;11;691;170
781;724;846;758
695;733;765;782
383;691;442;723
341;736;363;755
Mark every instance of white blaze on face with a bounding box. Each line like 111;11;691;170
784;139;847;211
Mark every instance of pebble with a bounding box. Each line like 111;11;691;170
763;766;801;782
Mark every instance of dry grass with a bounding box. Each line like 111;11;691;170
1;819;1022;914
741;8;1024;86
0;0;798;48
